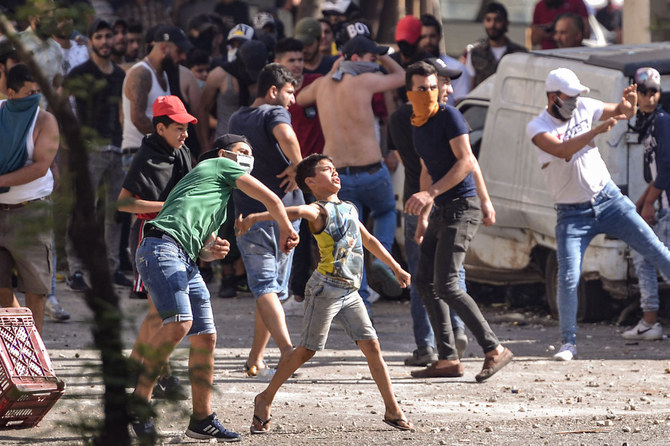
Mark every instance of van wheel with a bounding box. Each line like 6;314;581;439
544;251;610;322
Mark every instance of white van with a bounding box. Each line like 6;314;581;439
457;43;670;321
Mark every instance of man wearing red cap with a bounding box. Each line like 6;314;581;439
128;94;298;443
390;15;432;108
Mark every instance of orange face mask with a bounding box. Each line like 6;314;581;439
407;88;439;127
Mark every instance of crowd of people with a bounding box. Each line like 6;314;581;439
0;0;665;443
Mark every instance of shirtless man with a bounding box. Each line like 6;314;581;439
297;35;405;310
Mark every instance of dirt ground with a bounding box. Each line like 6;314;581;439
1;279;669;446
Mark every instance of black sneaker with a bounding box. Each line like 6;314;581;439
185;412;241;442
114;269;133;287
152;375;188;400
128;394;158;445
66;271;90;292
130;416;158;445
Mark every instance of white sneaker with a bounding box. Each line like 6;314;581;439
622;320;663;340
282;295;304;316
45;297;70;322
553;343;577;361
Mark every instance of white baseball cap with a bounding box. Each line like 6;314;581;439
545;68;590;96
227;24;254;42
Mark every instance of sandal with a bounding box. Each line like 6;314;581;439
250;414;272;434
383;417;416;432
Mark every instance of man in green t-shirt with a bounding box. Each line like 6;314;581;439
130;134;299;443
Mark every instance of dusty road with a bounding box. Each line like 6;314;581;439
1;280;669;445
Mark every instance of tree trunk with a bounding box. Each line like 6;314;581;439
0;14;131;446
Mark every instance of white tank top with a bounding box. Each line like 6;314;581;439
121;60;170;150
0;100;54;204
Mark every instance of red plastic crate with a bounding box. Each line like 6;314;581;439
0;308;65;429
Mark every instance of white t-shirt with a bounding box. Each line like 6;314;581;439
526;97;610;204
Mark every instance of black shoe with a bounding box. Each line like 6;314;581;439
152;375;188;400
218;275;237;298
130;416;158;445
66;271;90;292
114;270;133;287
128;394;158;445
185;412;241;442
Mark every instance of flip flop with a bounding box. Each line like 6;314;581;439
383;417;415;432
250;414;272;434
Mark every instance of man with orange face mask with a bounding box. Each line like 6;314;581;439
404;60;513;382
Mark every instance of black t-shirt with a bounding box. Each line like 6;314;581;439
412;104;476;204
67;60;125;148
387;103;420;203
229;104;304;215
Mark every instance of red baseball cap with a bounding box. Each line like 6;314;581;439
395;16;422;45
152;95;197;124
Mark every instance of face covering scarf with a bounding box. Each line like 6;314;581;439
552;95;578;121
331;61;380;81
223;150;254;174
407;88;439;127
0;94;42;193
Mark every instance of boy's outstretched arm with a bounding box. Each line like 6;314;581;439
235;174;300;253
359;225;411;288
235;202;326;236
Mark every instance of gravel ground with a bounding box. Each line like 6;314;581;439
1;279;669;445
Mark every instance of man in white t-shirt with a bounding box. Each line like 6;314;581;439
527;68;670;361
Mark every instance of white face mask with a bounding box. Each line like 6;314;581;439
227;47;237;62
222;150;254;173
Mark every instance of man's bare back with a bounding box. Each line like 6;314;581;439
298;55;404;168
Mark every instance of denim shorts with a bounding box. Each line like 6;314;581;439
236;219;300;301
300;272;377;351
135;236;215;336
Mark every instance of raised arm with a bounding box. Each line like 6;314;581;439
0;111;58;189
236;203;324;235
601;84;638;121
235;173;299;253
532;117;617;161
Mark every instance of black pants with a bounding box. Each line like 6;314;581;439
415;196;499;360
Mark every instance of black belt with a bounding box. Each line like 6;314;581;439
144;225;169;240
337;161;383;175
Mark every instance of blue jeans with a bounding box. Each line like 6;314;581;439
556;181;670;344
338;164;397;307
136;236;215;336
236;219;300;301
404;213;465;350
632;208;670;313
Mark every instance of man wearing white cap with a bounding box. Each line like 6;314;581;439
625;67;670;341
527;68;670;360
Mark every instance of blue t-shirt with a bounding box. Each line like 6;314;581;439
412;104;477;204
229;104;305;215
